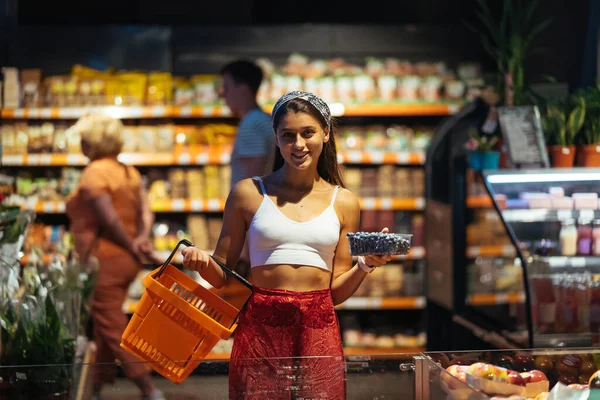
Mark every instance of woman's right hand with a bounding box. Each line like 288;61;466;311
181;246;210;272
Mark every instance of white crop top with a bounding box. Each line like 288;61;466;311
247;176;341;272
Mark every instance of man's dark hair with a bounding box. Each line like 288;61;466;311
220;60;264;95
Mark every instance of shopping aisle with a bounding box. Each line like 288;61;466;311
101;370;414;399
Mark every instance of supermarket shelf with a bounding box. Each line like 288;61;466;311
0;105;232;119
150;199;226;213
466;245;516;258
2;151;425;167
358;197;425;211
544;256;600;269
466;292;525;306
336;296;426;310
0;103;460;120
501;208;600;223
28;199;427;217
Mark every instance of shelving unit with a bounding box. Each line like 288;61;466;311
2;100;448;356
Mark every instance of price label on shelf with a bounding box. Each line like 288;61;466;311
414;297;426;308
348;151;363;164
220;153;231;164
397;152;410;164
190;200;203;211
495;293;509;304
67;154;82;165
196;153;209;165
362;198;376;210
580;210;595;220
40;108;53;118
343;297;382;309
415;198;426;210
13;109;25;118
42;202;55;213
557;210;573;221
207;199;221;211
571;257;586;268
2;155;23;165
202;106;215;117
179;106;192;117
502;245;515;256
39;155;51;165
380;198;392;210
28;155;40;165
177;153;191;165
171;199;185;212
369;152;384;164
57;202;66;213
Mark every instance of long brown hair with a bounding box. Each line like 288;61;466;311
272;98;345;188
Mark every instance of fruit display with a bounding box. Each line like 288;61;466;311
347;232;412;255
433;351;600;400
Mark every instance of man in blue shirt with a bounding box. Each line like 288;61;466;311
220;60;274;187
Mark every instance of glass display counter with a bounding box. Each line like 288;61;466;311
482;168;600;349
5;347;600;399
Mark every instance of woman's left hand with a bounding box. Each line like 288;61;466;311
363;227;394;268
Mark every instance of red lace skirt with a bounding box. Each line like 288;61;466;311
229;287;346;400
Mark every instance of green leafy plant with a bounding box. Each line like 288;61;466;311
465;130;499;152
542;96;586;147
577;84;600;145
465;0;552;106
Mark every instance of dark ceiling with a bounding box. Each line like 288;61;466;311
16;0;490;25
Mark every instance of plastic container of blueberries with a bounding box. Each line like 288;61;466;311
347;232;413;256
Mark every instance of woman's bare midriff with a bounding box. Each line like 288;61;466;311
249;264;332;292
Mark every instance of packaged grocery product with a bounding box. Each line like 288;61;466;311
365;57;385;78
399;76;421;102
420;76;442;102
353;75;375;103
377;75;398;102
335;76;354;103
21;69;42;107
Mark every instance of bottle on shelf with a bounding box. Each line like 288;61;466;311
592;219;600;256
577;218;593;256
559;219;578;257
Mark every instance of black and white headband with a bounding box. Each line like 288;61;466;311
271;90;331;128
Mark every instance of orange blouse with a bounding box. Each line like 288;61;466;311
66;157;142;260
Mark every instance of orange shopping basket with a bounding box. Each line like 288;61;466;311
120;239;252;383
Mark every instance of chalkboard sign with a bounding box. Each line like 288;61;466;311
498;105;550;168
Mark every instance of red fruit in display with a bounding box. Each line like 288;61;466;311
580;360;597;374
496;355;514;370
448;371;469;390
513;354;536;372
520;369;548;384
559;373;579;385
506;370;526;386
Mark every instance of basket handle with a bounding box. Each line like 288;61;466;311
155;239;253;290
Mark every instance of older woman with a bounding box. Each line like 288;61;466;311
65;114;164;400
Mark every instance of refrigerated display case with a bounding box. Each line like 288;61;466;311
4;348;600;399
481;168;600;349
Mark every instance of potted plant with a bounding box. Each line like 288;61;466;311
577;85;600;166
542;96;586;168
465;130;500;171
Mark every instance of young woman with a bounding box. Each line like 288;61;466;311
182;91;392;399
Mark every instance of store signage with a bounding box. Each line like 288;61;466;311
498;106;550;168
